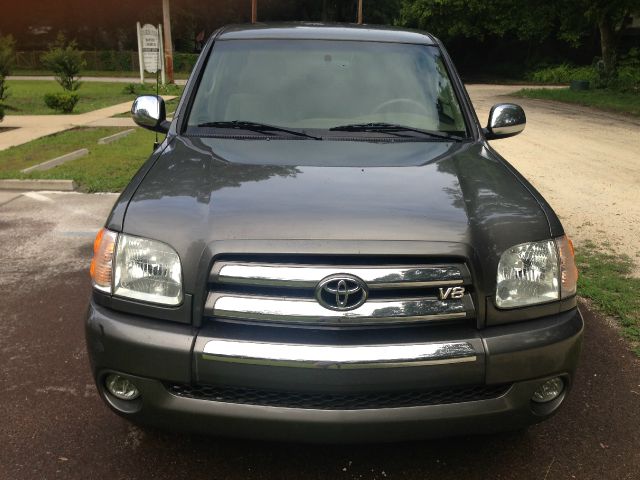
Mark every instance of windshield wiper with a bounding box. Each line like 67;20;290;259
329;123;464;141
197;121;322;140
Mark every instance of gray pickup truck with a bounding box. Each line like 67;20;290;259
86;23;582;442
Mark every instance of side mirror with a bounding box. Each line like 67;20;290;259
485;103;526;140
131;95;169;133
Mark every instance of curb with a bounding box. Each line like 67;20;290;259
98;128;135;144
21;148;89;173
0;179;76;191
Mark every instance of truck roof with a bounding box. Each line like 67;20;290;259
216;23;437;45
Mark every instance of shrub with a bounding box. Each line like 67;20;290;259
121;82;182;95
122;83;137;94
173;52;198;73
614;49;640;92
528;64;597;84
0;34;15;121
97;50;132;71
610;66;640;92
44;92;79;113
41;33;86;91
528;56;640;92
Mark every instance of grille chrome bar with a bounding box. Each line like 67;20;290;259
201;338;477;368
210;262;469;289
205;293;473;325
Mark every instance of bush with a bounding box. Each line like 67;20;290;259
528;58;640;92
527;64;597;84
122;83;137;94
121;82;182;95
614;49;640;92
44;92;79;113
173;52;198;73
41;33;86;91
97;50;131;71
0;34;15;121
610;66;640;92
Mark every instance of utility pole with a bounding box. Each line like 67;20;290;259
251;0;258;23
357;0;363;24
162;0;174;84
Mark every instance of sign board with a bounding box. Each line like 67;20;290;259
141;23;160;73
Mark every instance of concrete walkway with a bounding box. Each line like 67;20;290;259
0;95;175;150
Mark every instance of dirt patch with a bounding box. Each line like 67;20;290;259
467;84;640;276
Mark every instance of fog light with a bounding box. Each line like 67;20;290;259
105;374;141;401
532;377;564;403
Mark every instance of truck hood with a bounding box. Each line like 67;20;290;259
123;136;551;290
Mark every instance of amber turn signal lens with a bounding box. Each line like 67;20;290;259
90;228;118;293
556;235;578;298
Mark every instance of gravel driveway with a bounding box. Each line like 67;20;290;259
469;84;640;275
1;86;639;479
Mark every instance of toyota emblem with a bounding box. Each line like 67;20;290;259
315;274;368;311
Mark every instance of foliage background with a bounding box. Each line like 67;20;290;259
0;0;638;80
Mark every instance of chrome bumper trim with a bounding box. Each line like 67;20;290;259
210;262;469;289
201;339;477;368
205;293;472;325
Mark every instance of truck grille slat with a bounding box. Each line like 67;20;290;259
206;257;474;327
211;262;470;289
206;294;472;325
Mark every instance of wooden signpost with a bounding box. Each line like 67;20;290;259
136;22;165;84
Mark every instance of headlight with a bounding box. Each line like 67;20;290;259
496;239;558;308
90;229;183;306
496;236;577;309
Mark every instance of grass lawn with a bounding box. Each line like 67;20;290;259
512;88;640;117
3;81;139;115
576;241;640;356
0;127;159;191
3;80;184;115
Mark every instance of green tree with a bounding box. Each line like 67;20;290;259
400;0;637;82
399;0;559;42
0;35;15;121
41;33;86;92
557;0;637;81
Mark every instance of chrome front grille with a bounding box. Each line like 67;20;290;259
205;258;474;327
210;263;467;288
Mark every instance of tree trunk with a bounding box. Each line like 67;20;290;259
598;15;617;81
322;0;328;21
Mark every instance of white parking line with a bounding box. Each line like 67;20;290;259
23;192;54;202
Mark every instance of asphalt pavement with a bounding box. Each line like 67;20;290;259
1;191;639;480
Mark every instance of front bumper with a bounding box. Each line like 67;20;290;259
85;302;583;442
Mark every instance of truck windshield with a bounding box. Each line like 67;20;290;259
187;39;468;137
